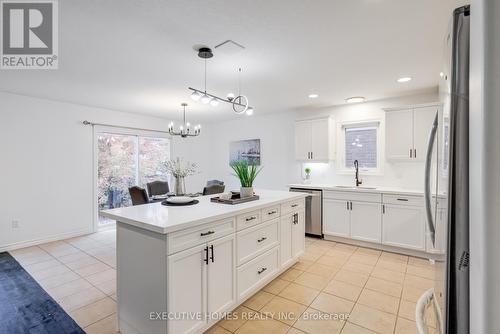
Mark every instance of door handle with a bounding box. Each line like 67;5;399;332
382;204;385;214
350;202;353;211
347;201;349;210
414;149;417;159
200;230;215;237
210;244;214;263
257;267;267;275
424;112;438;246
311;152;313;159
410;148;413;158
204;246;209;264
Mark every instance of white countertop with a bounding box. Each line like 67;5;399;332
100;189;307;234
288;183;432;196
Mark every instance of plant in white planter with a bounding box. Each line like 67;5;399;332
230;160;262;198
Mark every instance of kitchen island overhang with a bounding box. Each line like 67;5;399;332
101;189;307;334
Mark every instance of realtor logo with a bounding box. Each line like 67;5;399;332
1;0;58;69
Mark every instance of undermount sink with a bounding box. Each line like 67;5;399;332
335;185;378;190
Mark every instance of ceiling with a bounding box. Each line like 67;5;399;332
0;0;462;122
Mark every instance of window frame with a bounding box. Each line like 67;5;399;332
336;119;384;175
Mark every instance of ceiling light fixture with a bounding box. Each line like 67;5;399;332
397;77;412;83
188;47;254;115
345;96;365;104
308;94;319;99
168;103;201;138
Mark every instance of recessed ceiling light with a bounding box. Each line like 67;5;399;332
397;77;412;83
345;96;365;104
308;93;319;99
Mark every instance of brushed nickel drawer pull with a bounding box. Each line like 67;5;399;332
257;237;267;243
200;230;215;236
246;216;257;222
257;267;267;275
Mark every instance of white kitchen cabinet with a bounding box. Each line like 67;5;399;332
294;117;334;161
350;201;382;243
168;243;207;334
382;204;426;251
385;104;440;161
280;210;305;267
323;198;350;237
167;234;236;334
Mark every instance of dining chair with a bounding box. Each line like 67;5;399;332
206;180;224;187
202;184;225;196
146;181;170;197
128;186;149;206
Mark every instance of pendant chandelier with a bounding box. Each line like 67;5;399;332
168;103;201;138
189;47;254;116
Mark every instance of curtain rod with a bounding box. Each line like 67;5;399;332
82;120;171;134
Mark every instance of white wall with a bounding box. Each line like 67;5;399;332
0;92;178;251
201;90;439;192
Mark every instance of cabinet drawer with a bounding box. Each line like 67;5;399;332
237;246;279;300
167;218;235;254
281;199;305;215
383;194;423;206
237;219;279;266
324;190;381;203
261;205;281;222
236;210;261;231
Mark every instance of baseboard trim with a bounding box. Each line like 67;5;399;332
0;228;93;252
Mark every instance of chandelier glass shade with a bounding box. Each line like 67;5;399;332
168;103;201;138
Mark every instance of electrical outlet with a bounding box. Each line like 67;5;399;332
11;220;19;229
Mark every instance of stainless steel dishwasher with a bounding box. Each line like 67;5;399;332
289;188;322;237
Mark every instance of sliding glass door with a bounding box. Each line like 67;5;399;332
96;131;170;226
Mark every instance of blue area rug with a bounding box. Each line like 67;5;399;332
0;252;85;334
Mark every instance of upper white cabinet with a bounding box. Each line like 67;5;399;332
295;117;334;161
385;105;440;161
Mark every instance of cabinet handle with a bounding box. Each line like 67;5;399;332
200;230;215;237
311;152;313;159
382;204;385;214
396;198;409;202
204;246;209;264
347;201;349;210
291;204;298;208
267;210;277;215
410;148;413;158
245;216;257;222
414;149;417;158
292;213;299;224
257;237;267;243
257;267;267;275
210;244;214;263
350;202;353;211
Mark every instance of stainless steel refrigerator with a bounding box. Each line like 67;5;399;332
418;5;470;334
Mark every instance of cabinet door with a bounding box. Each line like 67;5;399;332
295;120;312;160
386;109;414;160
413;106;439;162
382;204;426;250
291;210;305;258
350;201;382;243
323;199;350;237
207;234;236;316
167;244;207;334
280;214;293;267
311;118;329;161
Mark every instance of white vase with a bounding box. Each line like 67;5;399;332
240;186;253;198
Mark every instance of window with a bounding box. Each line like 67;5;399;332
96;132;170;226
339;121;381;173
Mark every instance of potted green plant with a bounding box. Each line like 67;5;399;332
230;160;262;198
304;167;312;184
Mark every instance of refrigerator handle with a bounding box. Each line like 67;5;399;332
424;112;438;246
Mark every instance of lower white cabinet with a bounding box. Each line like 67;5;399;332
167;234;236;334
280;210;305;267
382;204;426;251
323;199;350;237
350;201;382;243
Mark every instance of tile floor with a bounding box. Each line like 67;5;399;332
9;229;438;334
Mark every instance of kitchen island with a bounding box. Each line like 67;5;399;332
101;189;307;334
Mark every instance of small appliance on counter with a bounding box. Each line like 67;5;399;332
289;187;322;237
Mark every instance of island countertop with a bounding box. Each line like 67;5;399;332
100;189;307;234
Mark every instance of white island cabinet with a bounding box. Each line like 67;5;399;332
101;190;306;334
